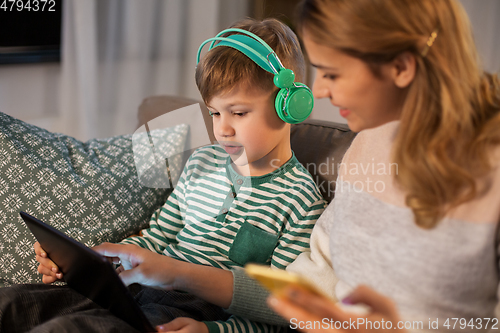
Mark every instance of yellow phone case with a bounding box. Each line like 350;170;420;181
245;263;331;299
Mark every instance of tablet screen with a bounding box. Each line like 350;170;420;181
20;211;155;332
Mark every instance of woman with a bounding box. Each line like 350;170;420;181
257;0;500;331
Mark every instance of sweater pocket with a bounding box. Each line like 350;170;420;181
228;221;279;266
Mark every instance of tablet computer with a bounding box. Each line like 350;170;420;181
20;211;156;333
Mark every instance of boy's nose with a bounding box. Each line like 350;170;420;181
217;117;235;137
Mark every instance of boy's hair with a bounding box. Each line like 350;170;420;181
195;18;306;106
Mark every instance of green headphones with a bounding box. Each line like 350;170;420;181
197;28;314;124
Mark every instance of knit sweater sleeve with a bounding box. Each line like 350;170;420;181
225;202;338;327
225;269;289;326
204;269;289;332
205;211;332;333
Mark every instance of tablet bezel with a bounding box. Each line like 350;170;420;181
20;211;155;333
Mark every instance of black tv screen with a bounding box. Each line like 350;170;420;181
0;0;62;64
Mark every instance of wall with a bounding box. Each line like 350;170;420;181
0;62;61;130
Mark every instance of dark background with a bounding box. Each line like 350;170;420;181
0;0;62;64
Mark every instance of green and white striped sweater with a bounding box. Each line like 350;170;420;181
122;145;326;332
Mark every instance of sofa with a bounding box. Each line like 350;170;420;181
0;95;356;288
137;95;357;203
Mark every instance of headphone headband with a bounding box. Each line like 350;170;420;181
197;30;284;75
213;29;273;52
196;27;314;124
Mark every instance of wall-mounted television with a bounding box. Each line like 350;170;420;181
0;0;62;64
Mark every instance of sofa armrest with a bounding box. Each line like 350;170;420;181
137;95;216;144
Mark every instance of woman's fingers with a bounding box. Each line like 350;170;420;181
282;286;346;321
342;285;396;317
268;285;405;333
267;295;321;321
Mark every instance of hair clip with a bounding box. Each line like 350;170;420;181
421;29;439;57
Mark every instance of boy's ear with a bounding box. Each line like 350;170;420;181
390;52;416;88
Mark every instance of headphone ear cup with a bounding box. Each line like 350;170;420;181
273;69;295;89
275;85;314;124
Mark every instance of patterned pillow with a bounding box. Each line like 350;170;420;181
0;112;188;287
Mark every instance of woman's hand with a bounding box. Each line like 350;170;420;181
92;242;187;290
267;285;406;333
34;241;63;284
156;318;209;333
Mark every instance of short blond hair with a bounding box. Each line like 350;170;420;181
195;18;305;106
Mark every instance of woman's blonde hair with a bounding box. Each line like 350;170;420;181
195;18;306;106
297;0;500;228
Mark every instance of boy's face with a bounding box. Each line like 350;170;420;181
207;83;291;176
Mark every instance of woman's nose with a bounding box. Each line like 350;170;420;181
311;74;330;99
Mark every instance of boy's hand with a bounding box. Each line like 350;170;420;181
94;242;234;308
92;242;187;290
34;241;63;284
156;318;209;333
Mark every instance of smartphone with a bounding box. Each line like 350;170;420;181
245;263;333;300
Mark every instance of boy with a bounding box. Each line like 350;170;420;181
27;18;325;332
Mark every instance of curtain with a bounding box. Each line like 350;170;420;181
58;0;246;141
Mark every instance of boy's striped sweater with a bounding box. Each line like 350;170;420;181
122;145;326;332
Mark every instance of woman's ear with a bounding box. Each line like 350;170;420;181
391;52;416;88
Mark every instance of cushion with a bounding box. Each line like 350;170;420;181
0;112;188;287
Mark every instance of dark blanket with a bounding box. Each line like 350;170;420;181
0;284;229;332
